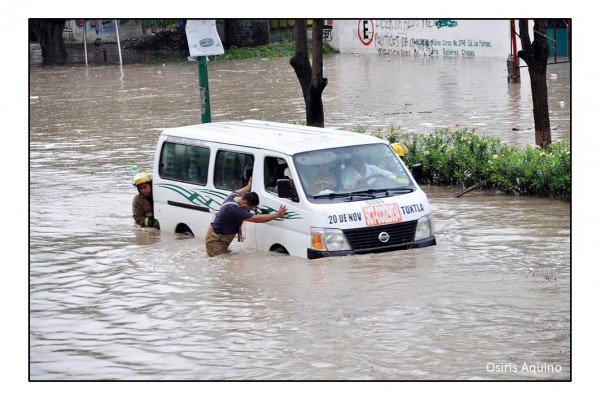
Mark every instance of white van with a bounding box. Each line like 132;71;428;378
152;120;436;259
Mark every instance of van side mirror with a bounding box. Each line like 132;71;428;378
277;179;299;202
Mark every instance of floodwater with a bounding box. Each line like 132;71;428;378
29;53;570;381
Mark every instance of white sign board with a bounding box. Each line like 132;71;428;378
186;20;224;57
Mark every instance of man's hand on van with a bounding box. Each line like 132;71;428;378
277;204;288;218
246;204;287;223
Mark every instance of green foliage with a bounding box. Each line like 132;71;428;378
213;37;337;61
136;19;179;30
487;139;571;200
368;127;570;201
352;125;368;133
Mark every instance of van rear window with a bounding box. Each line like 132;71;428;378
159;142;210;185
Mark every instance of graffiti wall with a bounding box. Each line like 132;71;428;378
328;20;517;58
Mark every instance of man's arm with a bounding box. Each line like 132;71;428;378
132;196;150;226
246;204;287;223
368;164;396;179
236;177;253;196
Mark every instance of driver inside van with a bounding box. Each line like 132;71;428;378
340;155;396;190
302;162;337;196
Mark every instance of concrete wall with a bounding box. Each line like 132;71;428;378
62;19;270;48
328;20;517;58
222;19;270;48
62;20;172;44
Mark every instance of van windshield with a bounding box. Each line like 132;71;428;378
293;143;415;202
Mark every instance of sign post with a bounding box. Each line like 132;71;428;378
186;20;224;123
196;55;211;122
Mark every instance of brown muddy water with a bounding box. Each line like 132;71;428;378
29;54;570;381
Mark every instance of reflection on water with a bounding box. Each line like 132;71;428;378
29;55;570;380
207;55;571;149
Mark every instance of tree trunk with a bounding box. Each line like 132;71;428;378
309;20;328;127
30;19;68;66
517;19;552;148
290;20;311;105
290;19;328;127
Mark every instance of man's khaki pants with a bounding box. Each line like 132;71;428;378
205;225;237;257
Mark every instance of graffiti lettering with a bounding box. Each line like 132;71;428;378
347;20;497;58
443;48;460;57
378;48;413;56
375;33;402;48
376;19;437;32
436;20;458;29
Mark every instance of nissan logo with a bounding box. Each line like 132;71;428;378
378;232;390;243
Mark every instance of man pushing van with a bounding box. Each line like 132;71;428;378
205;178;288;257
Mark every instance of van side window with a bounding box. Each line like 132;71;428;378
184;146;210;185
159;142;210;185
214;150;254;191
264;157;287;193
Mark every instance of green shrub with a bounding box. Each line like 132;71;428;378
488;140;571;200
368;127;570;201
213;37;337;61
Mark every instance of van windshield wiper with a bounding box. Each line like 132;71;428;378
312;192;352;199
312;189;390;200
348;189;379;196
312;187;414;200
348;187;414;199
385;187;415;194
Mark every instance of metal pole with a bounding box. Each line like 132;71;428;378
197;56;211;123
553;20;558;63
115;20;123;65
83;21;88;66
567;20;571;61
509;19;519;83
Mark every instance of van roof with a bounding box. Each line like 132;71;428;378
160;120;387;155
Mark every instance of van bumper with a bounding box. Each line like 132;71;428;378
307;236;436;260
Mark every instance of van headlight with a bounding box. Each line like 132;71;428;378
311;228;351;252
414;214;434;241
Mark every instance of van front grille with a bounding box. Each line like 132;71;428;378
342;220;418;253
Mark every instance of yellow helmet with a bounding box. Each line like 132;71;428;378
391;142;408;157
133;171;153;186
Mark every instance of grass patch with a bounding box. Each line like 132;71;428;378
213;36;337;61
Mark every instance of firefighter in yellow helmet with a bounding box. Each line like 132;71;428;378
391;142;408;158
132;172;159;228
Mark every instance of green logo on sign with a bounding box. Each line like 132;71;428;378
199;38;214;47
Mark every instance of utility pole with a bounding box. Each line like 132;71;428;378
507;19;520;83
